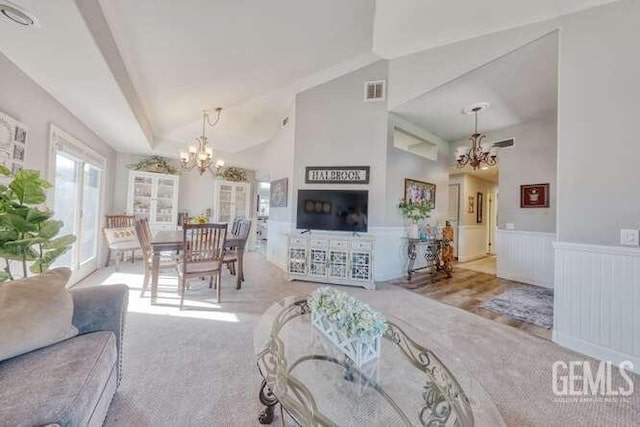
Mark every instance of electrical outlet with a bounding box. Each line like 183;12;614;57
620;229;640;246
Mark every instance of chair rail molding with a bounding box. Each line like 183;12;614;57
553;241;640;374
496;229;556;288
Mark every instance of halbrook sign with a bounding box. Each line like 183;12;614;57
305;166;370;184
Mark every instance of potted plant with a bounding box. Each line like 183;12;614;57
398;199;433;239
0;167;76;281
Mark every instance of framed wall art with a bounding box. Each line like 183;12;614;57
521;183;550;208
270;178;288;208
476;192;483;223
0;110;28;178
404;178;436;207
467;196;474;214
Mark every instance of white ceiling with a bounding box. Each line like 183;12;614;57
0;1;619;155
373;0;620;58
392;32;559;142
0;0;150;153
98;0;376;152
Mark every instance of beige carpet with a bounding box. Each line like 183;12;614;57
77;252;639;426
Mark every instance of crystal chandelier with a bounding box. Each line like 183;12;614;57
456;103;497;170
180;108;225;175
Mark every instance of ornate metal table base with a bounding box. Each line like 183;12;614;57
258;379;279;424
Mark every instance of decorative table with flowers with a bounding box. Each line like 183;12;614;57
253;293;505;426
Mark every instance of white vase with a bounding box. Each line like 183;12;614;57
407;223;420;239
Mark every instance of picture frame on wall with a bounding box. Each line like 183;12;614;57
476;192;483;223
0;110;28;181
270;177;288;208
467;196;474;214
521;183;550;208
403;178;436;207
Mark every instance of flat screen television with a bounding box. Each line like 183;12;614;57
296;190;368;232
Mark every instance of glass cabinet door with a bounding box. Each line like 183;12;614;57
132;175;153;220
154;177;176;224
234;185;248;219
218;184;234;223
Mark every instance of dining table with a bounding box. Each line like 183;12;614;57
149;229;246;305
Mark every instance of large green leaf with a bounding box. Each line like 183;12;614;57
0;230;19;243
38;219;63;239
0;213;36;233
9;179;46;205
0;165;10;176
42;234;76;250
4;237;47;247
30;246;71;274
27;208;53;224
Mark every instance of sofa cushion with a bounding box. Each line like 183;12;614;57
0;267;78;362
0;331;117;427
104;227;137;245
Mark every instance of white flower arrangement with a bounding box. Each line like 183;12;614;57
308;287;387;339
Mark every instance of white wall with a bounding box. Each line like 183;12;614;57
451;117;557;233
386;113;450;227
293;60;389;226
553;0;640;371
0;53;117;270
557;0;640;245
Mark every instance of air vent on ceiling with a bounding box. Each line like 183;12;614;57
281;116;289;128
364;80;385;102
492;138;515;148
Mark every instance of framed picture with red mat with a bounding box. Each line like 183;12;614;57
520;183;550;208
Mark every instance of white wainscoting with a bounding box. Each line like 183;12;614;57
457;225;487;262
266;220;293;270
368;226;406;281
496;230;556;288
553;242;640;374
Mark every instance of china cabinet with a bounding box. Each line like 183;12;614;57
212;180;252;223
127;171;179;232
286;233;375;289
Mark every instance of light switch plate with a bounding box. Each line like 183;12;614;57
620;229;640;246
506;223;515;230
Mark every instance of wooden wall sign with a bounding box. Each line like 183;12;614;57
305;166;370;184
521;183;550;208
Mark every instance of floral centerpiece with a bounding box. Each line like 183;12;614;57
308;287;386;366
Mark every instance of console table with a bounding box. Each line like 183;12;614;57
286;233;375;289
406;222;454;281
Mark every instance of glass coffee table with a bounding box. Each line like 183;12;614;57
254;295;505;426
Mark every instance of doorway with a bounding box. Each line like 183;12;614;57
50;126;105;284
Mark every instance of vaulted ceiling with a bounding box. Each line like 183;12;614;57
0;0;620;155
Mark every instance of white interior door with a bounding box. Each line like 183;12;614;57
50;126;104;284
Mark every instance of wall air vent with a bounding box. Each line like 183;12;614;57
492;138;515;148
281;116;289;128
364;80;385;102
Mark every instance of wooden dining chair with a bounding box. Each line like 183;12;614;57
178;223;228;309
103;215;140;269
223;219;251;281
135;218;178;297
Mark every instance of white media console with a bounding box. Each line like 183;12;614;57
286;233;375;290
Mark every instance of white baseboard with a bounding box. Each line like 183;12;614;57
553;331;640;375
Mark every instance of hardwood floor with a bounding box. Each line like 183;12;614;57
388;265;552;341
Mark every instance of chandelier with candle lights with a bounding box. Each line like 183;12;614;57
180;108;225;175
455;103;497;170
